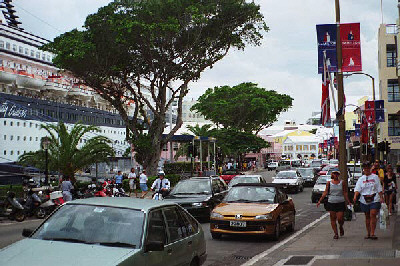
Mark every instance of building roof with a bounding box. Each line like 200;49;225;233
283;136;320;144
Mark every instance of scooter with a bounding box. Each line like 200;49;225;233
20;188;45;219
39;190;64;216
0;191;26;222
152;188;170;200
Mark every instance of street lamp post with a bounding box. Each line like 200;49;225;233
344;72;377;161
42;137;51;186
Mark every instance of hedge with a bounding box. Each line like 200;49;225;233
164;161;211;174
0;185;24;198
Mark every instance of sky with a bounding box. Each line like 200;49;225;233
12;0;399;125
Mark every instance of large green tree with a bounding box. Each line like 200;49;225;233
43;0;268;175
18;122;114;180
192;82;293;133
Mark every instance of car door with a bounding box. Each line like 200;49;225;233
162;206;193;266
143;209;170;266
277;190;292;227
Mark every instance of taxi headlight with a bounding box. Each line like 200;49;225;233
210;212;224;218
255;214;272;220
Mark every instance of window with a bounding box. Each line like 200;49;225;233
173;143;179;151
36;137;38;141
310;145;317;150
23;122;26;127
387;44;396;67
42;53;46;60
12;44;17;52
0;40;4;48
303;145;309;151
30;122;32;128
17;122;20;126
10;135;13;140
296;145;302;151
3;135;6;140
30;137;32;141
30;50;34;57
163;207;187;243
10;122;13;126
6;42;10;50
36;51;40;59
3;150;6;155
23;136;26;141
3;121;6;126
162;144;168;151
388;114;400;136
25;48;29;55
47;55;51;61
17;151;20;155
146;210;166;244
177;208;198;235
388;80;400;102
17;136;20;141
19;46;23;53
10;150;13;155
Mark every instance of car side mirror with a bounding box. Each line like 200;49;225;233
22;228;33;237
144;241;164;252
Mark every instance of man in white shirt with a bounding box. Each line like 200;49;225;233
353;162;384;240
151;171;170;198
128;168;137;197
139;170;149;198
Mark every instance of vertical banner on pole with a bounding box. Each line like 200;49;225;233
317;24;338;73
340;23;362;72
365;100;375;124
355;124;361;136
375;100;385;122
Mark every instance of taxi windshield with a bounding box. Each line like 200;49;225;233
228;176;260;188
224;186;275;203
170;179;211;195
297;168;313;176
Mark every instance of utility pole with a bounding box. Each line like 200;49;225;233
335;0;348;184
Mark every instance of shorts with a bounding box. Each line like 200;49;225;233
360;202;381;213
325;202;346;212
129;179;136;190
385;190;394;195
140;183;148;191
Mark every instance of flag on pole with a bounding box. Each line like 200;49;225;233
321;52;331;125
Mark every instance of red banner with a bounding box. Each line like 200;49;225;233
365;100;375;124
340;23;362;72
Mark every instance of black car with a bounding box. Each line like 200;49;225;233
163;177;228;221
297;168;316;186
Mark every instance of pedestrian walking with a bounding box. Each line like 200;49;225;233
128;168;138;197
383;166;397;215
353;162;384;240
317;170;351;239
114;170;123;187
61;176;74;202
139;170;149;198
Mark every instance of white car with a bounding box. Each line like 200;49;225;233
272;170;304;193
266;161;278;171
311;175;331;203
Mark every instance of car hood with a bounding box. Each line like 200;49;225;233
0;239;138;266
313;184;326;191
214;203;279;216
272;179;298;184
163;194;211;204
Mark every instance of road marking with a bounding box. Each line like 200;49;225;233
274;255;340;266
0;219;41;226
241;213;329;266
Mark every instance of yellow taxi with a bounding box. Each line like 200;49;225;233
210;183;295;240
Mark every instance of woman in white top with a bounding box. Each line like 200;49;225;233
139;170;149;198
353;162;384;240
128;168;137;197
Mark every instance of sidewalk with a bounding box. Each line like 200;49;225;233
246;206;400;266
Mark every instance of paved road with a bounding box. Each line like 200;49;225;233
201;170;325;266
1;169;324;266
0;217;42;249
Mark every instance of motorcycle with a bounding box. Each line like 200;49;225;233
20;187;46;219
152;188;169;200
39;191;64;216
0;191;26;222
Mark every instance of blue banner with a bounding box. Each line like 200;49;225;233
375;100;385;122
355;124;361;137
317;24;338;73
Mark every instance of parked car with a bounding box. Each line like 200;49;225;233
266;162;278;171
163;176;228;221
318;164;338;176
228;175;266;189
275;159;301;172
210;183;295;241
297;168;316;186
272;170;304;193
0;197;207;266
311;175;331;203
220;169;241;184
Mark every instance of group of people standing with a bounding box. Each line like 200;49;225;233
317;160;397;240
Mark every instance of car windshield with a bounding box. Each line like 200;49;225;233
170;179;211;195
279;161;291;166
276;172;297;179
316;177;330;184
330;159;339;164
311;161;322;167
32;204;144;248
228;176;260;188
297;169;313;176
224;186;275;203
348;166;361;173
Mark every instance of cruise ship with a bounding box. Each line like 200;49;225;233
0;1;132;165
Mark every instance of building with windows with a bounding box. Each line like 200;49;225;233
377;23;400;165
282;135;320;160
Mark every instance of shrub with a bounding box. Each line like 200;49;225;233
164;162;210;174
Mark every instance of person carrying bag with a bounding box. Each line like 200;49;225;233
353;162;384;240
317;170;351;239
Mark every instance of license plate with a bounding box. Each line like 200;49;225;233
230;221;246;227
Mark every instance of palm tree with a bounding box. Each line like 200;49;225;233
18;122;114;180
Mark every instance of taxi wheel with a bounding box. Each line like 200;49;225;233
287;213;295;232
211;232;222;239
272;218;280;241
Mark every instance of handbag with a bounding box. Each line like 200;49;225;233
344;206;352;221
323;181;331;211
363;193;376;203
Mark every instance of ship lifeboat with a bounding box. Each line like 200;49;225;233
0;66;17;84
16;71;46;90
44;78;68;97
94;93;107;103
68;85;93;101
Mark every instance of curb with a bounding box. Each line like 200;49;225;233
393;202;400;250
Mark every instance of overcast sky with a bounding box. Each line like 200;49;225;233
13;0;399;125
